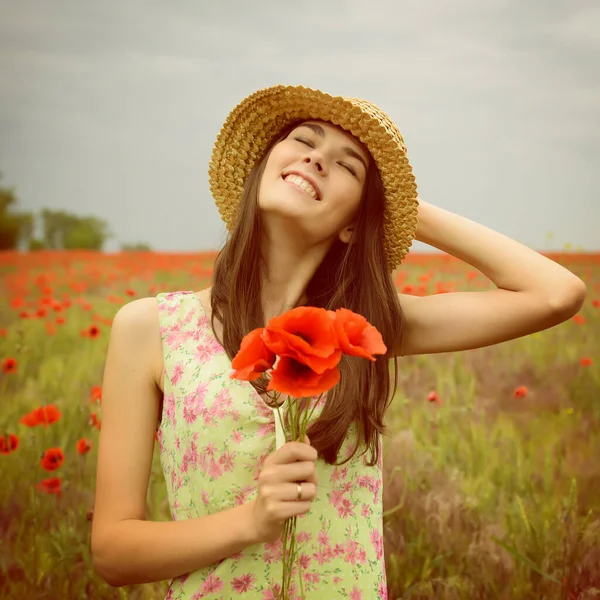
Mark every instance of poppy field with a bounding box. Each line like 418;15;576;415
1;250;599;599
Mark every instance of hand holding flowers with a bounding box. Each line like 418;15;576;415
230;306;387;600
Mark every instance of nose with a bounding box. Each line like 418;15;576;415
303;155;325;173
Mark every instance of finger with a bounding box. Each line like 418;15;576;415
276;501;313;521
261;461;316;484
270;442;317;465
281;482;317;502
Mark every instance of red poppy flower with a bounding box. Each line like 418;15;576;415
592;299;599;308
580;357;592;367
267;356;340;397
0;434;19;455
81;324;101;338
125;288;136;297
19;405;62;427
2;357;17;374
262;307;341;374
76;438;92;455
10;297;25;309
514;386;528;398
36;477;62;495
90;386;102;404
427;391;441;405
41;448;64;472
231;328;276;381
330;308;387;361
89;413;102;430
572;314;586;325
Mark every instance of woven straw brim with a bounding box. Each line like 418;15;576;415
208;84;418;270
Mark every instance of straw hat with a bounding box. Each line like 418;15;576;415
208;84;419;270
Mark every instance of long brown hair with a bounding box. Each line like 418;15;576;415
210;120;404;466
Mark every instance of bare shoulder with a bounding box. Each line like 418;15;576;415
111;297;163;385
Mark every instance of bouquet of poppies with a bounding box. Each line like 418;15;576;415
230;306;387;600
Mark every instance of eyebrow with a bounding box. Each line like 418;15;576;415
297;122;369;172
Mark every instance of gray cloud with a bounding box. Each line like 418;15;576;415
0;0;598;252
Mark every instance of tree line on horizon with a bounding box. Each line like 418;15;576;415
0;172;151;252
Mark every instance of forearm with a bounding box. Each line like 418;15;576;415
93;501;259;587
415;199;586;303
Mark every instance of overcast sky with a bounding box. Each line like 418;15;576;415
1;0;598;252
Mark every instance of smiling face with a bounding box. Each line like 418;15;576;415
257;120;371;245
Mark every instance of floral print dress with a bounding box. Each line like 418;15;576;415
156;291;387;599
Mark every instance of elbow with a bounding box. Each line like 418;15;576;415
91;532;127;588
92;551;124;588
546;277;587;320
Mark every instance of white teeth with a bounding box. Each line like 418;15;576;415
283;174;319;200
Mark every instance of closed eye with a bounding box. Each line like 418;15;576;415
294;136;313;147
340;163;357;176
294;137;358;177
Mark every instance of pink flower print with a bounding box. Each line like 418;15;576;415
208;459;223;479
206;336;223;355
337;497;355;519
344;540;360;565
341;481;354;494
298;553;311;570
182;403;199;425
230;408;241;421
361;503;371;518
258;421;275;437
181;439;201;473
164;299;180;315
170;363;185;386
357;546;367;564
378;580;388;599
194;342;213;364
349;586;363;600
234;486;254;506
264;539;283;561
216;388;233;407
333;576;343;585
370;528;384;560
219;449;236;472
231;572;256;593
304;571;320;584
202;490;210;506
204;442;217;457
165;329;185;348
330;488;345;507
297;531;311;544
317;530;330;546
312;549;330;566
232;430;244;444
262;583;281;600
162;393;177;427
182;308;195;324
197;572;223;596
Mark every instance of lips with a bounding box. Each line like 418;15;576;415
282;171;322;201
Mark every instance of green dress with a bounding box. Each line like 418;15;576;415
157;291;387;599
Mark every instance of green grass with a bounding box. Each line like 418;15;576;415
1;251;598;599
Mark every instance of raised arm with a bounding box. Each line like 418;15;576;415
395;199;587;357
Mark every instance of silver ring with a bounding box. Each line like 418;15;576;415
296;483;302;501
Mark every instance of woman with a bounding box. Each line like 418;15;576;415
90;85;586;598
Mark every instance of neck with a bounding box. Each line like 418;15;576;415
259;225;330;323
